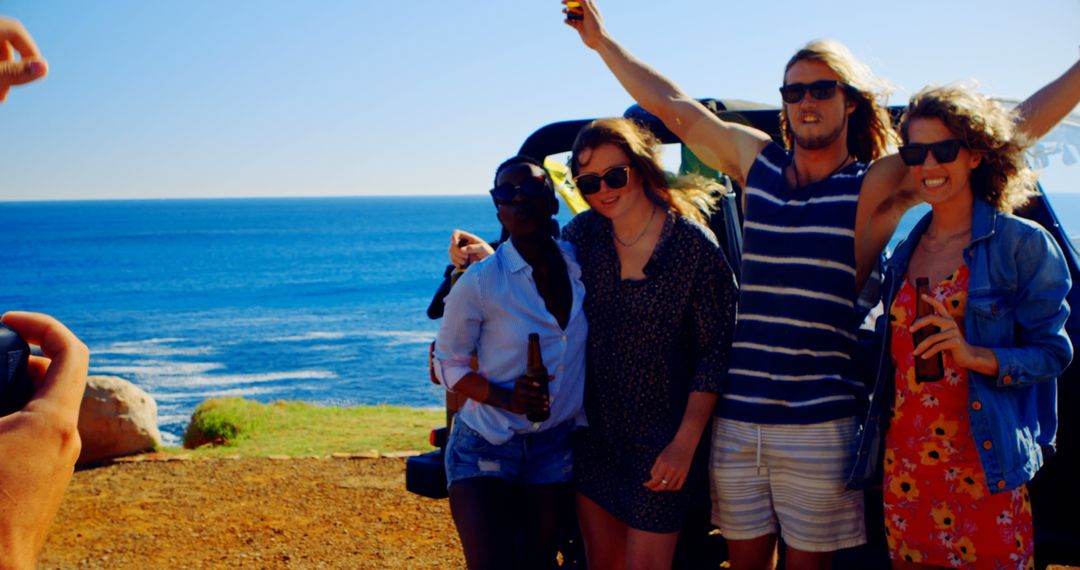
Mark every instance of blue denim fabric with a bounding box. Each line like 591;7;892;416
848;198;1073;493
445;418;575;487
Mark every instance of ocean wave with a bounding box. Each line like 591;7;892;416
262;331;350;342
92;361;226;377
154;385;287;402
144;369;339;389
260;330;433;346
157;413;191;426
361;330;434;346
92;338;216;357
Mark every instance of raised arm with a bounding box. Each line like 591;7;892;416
1016;57;1080;141
854;155;921;291
562;0;770;187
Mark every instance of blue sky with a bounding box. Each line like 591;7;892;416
1;0;1078;201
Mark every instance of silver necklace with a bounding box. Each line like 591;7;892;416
791;154;852;190
613;206;657;248
919;226;971;253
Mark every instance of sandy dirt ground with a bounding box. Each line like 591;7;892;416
38;455;464;569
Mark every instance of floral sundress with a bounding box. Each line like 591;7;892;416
884;264;1034;569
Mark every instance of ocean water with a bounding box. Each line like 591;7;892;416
4;193;1079;444
1;196;545;444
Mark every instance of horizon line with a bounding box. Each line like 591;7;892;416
0;193;492;204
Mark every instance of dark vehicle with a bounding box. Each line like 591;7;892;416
407;100;1080;568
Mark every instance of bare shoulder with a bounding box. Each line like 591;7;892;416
860;154;906;202
677;105;771;186
858;154;920;219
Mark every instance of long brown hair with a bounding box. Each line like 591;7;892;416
780;40;899;163
900;85;1037;213
569;118;722;225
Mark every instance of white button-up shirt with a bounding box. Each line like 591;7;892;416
434;239;588;445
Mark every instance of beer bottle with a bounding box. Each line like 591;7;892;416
525;333;550;423
449;239;472;287
913;277;944;383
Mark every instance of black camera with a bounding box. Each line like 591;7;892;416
0;324;31;417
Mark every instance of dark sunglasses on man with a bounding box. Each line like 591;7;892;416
489;176;550;205
779;79;847;104
572;165;631;195
898;139;968;166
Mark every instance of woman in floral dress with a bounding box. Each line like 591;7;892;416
850;84;1073;569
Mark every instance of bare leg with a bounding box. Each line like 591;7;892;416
576;492;628;570
783;546;832;570
726;534;779;570
520;482;574;570
625;527;680;570
449;477;515;570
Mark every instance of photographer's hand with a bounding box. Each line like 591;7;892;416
0;312;88;568
0;17;48;103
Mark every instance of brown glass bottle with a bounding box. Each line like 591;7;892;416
449;239;471;287
913;277;945;383
525;333;550;422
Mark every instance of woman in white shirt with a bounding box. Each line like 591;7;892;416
434;155;588;570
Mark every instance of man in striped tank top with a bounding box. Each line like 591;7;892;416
563;1;1080;567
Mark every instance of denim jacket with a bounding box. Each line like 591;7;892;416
848;198;1073;493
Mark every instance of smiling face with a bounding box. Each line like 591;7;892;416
782;59;855;152
575;143;648;221
493;162;554;240
906;117;981;208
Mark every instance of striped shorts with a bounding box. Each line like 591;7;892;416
709;416;866;552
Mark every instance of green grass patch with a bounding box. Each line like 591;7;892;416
173;397;444;458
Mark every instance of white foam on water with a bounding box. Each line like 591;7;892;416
262;331;350;342
157;414;190;425
154;385;286;402
260;330;434;346
361;330;434;346
92;361;226;377
92;338;215;357
150;369;338;388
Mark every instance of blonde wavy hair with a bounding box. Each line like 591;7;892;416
900;85;1038;213
780;39;899;163
569;118;722;225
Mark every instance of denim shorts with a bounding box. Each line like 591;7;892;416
445;419;575;487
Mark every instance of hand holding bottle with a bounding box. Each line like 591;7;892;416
561;0;605;50
912;293;1000;377
449;229;494;269
511;373;552;419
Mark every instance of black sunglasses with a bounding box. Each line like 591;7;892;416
898;140;967;166
779;80;844;104
489;176;549;205
573;165;631;195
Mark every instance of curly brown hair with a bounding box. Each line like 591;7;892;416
569;118;722;225
780;40;899;163
900;85;1038;213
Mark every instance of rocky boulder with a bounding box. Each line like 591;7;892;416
77;375;162;466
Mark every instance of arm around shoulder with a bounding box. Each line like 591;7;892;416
433;268;484;390
855;155;922;291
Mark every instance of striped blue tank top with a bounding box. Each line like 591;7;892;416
716;143;867;424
